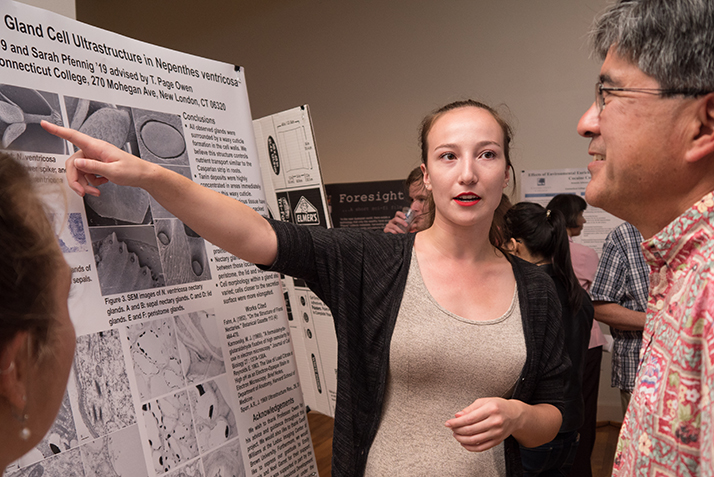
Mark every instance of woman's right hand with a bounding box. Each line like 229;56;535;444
42;120;155;197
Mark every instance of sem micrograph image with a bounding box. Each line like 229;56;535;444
132;108;189;166
127;317;184;401
175;310;225;384
155;218;211;286
80;425;148;477
5;447;84;477
189;378;237;453
165;459;203;477
202;440;245;477
90;226;165;296
0;84;67;153
143;390;199;474
74;329;136;439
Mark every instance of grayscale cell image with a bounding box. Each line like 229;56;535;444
165;459;203;477
74;329;136;439
126;317;184;401
5;447;84;477
90;226;165;296
38;391;79;457
58;212;89;253
143;390;199;474
155;219;211;286
132;108;189;166
201;440;245;477
0;84;68;154
84;183;152;226
64;98;137;153
79;425;148;477
189;378;237;453
175;310;225;384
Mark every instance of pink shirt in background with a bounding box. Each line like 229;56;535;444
569;238;608;348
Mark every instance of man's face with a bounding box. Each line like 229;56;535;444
408;181;429;231
577;48;694;232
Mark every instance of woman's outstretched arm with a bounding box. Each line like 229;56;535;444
43;120;278;266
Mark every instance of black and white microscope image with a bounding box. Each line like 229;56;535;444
90;227;165;296
201;440;245;477
0;84;67;153
189;378;237;453
143;390;199;474
175;310;225;384
79;425;148;477
73;329;136;439
127;317;184;401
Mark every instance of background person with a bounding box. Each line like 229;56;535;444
48;99;568;477
546;193;605;477
577;0;714;473
589;222;648;416
0;153;76;474
383;166;430;233
504;202;593;477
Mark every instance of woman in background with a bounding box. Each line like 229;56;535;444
46;99;568;477
0;153;76;474
504;202;593;476
547;194;605;477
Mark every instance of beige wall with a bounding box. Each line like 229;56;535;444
75;0;610;190
16;0;74;18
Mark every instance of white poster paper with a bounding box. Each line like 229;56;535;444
1;2;317;476
520;168;624;256
253;106;338;417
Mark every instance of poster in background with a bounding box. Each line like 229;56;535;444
253;105;338;417
520;168;624;256
1;2;317;476
325;179;410;230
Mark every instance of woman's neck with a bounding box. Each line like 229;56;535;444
418;218;500;262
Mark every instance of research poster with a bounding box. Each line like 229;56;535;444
253;106;338;417
2;2;317;476
520;168;624;256
325;179;410;230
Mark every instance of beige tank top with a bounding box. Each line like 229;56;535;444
364;250;526;477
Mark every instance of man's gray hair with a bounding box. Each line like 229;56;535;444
592;0;714;94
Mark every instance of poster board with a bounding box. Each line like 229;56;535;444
325;179;409;230
519;168;624;256
253;106;338;417
2;2;318;476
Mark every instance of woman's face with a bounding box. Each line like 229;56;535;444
26;259;75;449
422;107;509;230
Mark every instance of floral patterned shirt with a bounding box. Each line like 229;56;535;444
613;192;714;476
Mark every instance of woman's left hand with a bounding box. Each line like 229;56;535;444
444;397;525;452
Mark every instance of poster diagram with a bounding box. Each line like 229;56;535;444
254;106;338;417
2;2;318;476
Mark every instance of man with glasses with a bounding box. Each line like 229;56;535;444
577;1;714;475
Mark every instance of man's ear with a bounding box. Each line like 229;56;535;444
504;237;518;254
684;93;714;164
0;332;30;411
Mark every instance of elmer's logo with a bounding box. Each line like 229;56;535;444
294;196;319;225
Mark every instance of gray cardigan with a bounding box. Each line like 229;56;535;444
262;219;568;477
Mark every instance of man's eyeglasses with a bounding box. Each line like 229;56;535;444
595;82;709;113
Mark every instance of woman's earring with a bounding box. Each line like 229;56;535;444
12;399;31;440
0;361;15;374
